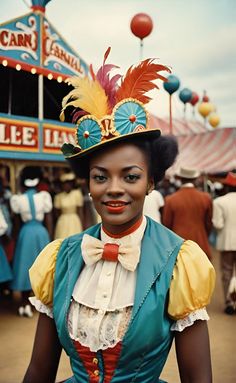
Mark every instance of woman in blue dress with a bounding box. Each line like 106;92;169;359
23;51;215;382
10;166;53;317
0;206;13;288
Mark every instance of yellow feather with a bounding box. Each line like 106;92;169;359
62;76;109;119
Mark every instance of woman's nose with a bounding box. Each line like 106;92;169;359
107;178;124;195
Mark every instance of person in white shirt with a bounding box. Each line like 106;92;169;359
143;188;164;223
212;172;236;315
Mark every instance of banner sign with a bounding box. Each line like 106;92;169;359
0;14;40;67
0;12;88;77
43;123;75;153
0;117;39;151
0;115;76;159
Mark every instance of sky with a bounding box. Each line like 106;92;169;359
1;0;236;128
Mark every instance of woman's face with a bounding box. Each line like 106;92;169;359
89;143;151;234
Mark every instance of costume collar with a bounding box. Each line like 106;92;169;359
180;183;195;188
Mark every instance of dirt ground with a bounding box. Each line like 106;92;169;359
0;249;235;383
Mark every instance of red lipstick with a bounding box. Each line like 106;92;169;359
103;200;129;214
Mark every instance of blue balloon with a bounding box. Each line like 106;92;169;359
163;75;180;95
179;88;192;104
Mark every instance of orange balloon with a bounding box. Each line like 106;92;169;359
208;113;220;128
198;102;212;118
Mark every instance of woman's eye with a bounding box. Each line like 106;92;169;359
91;174;107;182
125;174;141;182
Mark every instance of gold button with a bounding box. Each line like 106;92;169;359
94;369;99;376
93;357;98;364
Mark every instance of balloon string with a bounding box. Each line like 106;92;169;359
169;94;173;135
140;39;143;60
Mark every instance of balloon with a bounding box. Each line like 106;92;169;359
203;95;209;102
198;102;212;118
163;75;180;95
130;13;153;40
179;88;192;104
202;90;209;102
208;113;220;128
190;92;199;106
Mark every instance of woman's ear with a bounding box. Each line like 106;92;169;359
146;179;154;195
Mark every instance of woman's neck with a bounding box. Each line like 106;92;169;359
102;216;143;238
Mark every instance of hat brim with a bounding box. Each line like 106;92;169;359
63;128;161;178
175;171;200;179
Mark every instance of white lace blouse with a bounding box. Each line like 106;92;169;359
30;216;209;352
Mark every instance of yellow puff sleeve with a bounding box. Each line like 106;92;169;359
29;239;63;307
168;240;216;320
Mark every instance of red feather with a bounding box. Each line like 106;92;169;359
89;64;96;81
103;47;111;65
116;59;171;104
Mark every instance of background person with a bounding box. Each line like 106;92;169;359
212;172;236;315
10;166;53;317
54;172;84;239
143;186;164;223
0;206;13;292
23;53;215;383
162;166;213;259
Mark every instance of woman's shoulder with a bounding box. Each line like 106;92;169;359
168;240;216;320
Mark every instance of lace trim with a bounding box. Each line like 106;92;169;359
68;301;132;352
29;296;53;318
171;308;209;332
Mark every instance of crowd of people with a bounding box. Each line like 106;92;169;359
0;165;235;319
0;167;99;317
143;167;236;315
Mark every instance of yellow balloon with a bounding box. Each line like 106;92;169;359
198;102;212;118
208;113;220;128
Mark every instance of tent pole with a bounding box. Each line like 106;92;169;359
8;70;12;115
38;74;44;120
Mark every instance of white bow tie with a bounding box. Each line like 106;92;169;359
81;234;140;272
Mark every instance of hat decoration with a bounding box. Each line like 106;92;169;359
60;47;170;159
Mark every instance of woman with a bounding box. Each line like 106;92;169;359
0;206;13;288
10;166;53;317
23;50;215;382
54;172;84;239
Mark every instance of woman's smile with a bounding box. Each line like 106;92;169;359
103;200;131;214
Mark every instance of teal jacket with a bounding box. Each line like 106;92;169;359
53;218;184;382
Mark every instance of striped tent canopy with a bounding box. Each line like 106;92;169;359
149;115;236;174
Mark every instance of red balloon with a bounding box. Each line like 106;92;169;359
190;92;199;106
203;95;209;102
130;13;153;40
202;90;209;102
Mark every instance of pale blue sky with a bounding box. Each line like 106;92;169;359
1;0;236;127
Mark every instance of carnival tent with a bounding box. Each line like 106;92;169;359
149;115;236;174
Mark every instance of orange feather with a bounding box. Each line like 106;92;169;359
116;59;171;104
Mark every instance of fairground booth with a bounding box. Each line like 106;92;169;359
0;0;88;192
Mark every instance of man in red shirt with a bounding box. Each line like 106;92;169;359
162;167;213;259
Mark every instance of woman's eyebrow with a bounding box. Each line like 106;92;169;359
90;166;107;172
122;166;144;171
90;165;144;172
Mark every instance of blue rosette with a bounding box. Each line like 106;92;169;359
113;99;147;136
77;117;102;150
